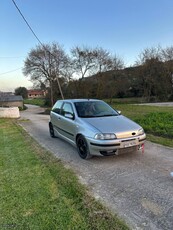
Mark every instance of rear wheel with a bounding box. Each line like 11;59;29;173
76;135;91;159
49;123;55;138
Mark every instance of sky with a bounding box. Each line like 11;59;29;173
1;0;173;92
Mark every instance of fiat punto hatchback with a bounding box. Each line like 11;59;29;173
49;99;146;159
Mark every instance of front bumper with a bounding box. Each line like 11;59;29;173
86;133;146;156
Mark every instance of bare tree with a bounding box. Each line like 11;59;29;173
70;46;124;98
161;46;173;61
91;47;124;74
91;47;124;98
71;46;96;79
23;43;69;105
71;45;124;77
161;46;173;98
136;46;162;65
136;46;172;101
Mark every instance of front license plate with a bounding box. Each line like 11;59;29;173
123;141;137;148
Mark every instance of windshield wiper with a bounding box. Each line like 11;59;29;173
90;114;119;117
80;114;118;118
101;114;118;117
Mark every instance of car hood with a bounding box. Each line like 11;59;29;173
83;115;141;134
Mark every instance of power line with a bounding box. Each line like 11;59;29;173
0;67;22;76
11;0;64;99
0;56;24;59
11;0;43;47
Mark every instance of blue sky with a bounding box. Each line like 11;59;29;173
1;0;173;91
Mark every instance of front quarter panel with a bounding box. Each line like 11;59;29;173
75;117;100;140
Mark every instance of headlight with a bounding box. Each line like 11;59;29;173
94;133;117;140
138;128;144;135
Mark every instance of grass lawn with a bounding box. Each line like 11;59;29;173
111;103;173;148
24;98;46;107
0;119;128;230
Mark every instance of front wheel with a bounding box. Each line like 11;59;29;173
76;135;91;159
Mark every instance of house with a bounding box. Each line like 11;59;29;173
0;94;23;109
27;89;46;99
0;91;13;96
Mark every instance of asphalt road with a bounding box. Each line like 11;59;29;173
19;105;173;230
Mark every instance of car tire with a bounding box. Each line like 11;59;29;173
76;135;91;159
49;123;55;138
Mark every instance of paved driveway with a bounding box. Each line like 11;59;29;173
20;105;173;230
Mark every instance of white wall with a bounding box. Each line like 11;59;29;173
0;107;20;118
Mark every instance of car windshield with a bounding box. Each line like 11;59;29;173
74;101;119;118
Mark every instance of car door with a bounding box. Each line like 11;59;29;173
58;102;77;144
50;100;63;135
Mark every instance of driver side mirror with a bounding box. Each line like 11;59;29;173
65;112;75;120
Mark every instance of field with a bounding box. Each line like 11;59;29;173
0;118;128;230
24;98;45;107
111;103;173;148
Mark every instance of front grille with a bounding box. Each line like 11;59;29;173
121;138;136;142
90;142;120;147
100;150;117;156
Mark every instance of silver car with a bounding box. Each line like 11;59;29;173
49;99;146;159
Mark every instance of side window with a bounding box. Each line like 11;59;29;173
61;103;74;118
52;101;63;114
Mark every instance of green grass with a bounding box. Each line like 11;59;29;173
135;112;173;138
111;103;173;148
24;98;45;107
146;134;173;148
0;119;128;230
106;97;147;104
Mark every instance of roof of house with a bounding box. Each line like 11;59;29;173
0;95;23;102
0;91;13;95
28;90;44;95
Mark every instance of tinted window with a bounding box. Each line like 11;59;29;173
52;101;63;114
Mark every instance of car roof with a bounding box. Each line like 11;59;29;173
57;99;101;103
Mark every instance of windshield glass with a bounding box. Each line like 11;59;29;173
74;101;119;118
